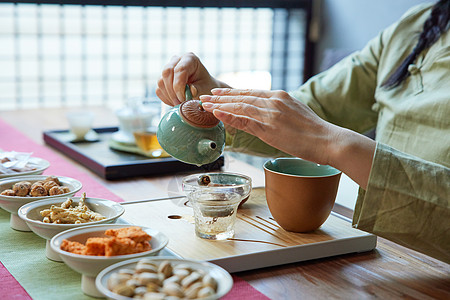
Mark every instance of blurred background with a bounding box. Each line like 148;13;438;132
0;1;310;110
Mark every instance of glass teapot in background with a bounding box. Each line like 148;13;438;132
157;85;226;166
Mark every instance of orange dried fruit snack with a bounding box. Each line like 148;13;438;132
85;237;108;256
105;237;136;256
105;226;152;243
61;240;86;255
60;227;152;256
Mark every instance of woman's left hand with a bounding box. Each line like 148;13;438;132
199;88;337;166
200;88;377;189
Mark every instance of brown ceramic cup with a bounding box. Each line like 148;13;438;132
263;158;341;232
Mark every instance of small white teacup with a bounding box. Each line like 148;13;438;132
66;111;94;141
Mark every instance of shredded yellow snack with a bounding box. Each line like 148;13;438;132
40;193;106;224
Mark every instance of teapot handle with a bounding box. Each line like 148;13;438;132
185;84;193;101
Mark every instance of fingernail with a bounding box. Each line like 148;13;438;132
213;110;226;119
201;102;213;109
199;95;212;101
190;85;198;97
211;88;227;95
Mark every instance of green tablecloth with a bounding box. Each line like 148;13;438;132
0;208;94;300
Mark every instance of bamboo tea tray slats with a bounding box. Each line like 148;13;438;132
121;188;377;272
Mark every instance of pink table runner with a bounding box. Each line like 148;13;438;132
0;118;269;299
0;261;31;300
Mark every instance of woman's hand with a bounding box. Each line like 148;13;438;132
200;88;376;189
200;88;334;165
156;52;230;106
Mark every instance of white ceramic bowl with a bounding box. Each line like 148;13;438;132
182;172;252;207
0;175;82;231
0;157;50;179
96;256;233;300
18;196;125;261
50;224;169;298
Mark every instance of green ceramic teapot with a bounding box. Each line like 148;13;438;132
156;85;226;166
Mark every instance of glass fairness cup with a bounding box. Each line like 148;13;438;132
187;190;241;240
182;172;252;207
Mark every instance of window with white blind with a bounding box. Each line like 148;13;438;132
0;1;312;110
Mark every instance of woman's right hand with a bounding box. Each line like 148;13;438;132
156;52;230;106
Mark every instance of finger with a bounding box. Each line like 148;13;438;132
202;102;264;121
211;88;273;98
156;78;174;106
156;88;172;106
200;94;267;106
173;54;198;101
200;95;274;115
161;55;182;103
212;110;268;138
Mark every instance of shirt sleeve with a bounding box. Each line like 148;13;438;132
290;30;387;133
353;142;450;263
224;128;290;157
290;3;433;134
227;19;392;155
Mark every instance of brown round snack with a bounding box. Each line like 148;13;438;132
31;182;44;190
43;180;59;192
44;176;61;185
49;186;67;196
179;100;220;128
1;189;16;196
198;175;211;186
13;181;32;197
30;184;47;197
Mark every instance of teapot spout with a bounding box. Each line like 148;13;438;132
198;139;218;155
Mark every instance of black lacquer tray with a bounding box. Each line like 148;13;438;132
43;127;224;180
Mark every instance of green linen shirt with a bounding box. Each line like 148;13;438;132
226;3;450;263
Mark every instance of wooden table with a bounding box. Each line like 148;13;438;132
1;107;449;299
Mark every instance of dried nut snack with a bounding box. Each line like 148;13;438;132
44;175;60;185
13;181;31;196
135;263;158;274
158;261;173;278
48;186;70;196
43;180;59;192
40;192;105;224
33;181;45;187
107;259;218;299
30;184;47;197
0;176;70;197
0;189;16;196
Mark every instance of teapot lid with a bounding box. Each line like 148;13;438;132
179;100;220;128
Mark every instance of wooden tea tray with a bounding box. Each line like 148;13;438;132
121;188;377;272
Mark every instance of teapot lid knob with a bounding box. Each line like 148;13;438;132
179;100;220;128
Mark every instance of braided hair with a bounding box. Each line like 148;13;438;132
382;0;450;89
